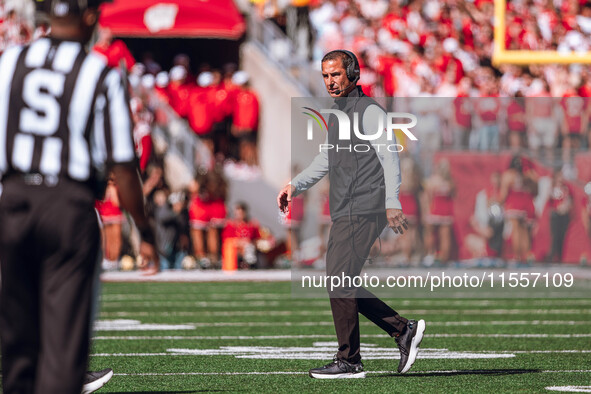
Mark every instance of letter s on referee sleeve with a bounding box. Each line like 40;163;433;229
104;69;135;164
363;104;402;210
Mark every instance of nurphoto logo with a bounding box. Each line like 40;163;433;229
302;107;418;152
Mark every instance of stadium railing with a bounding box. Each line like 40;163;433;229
247;12;325;97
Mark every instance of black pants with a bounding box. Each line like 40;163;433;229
0;178;100;394
327;214;408;363
550;212;570;262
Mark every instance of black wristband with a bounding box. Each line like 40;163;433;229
138;225;156;246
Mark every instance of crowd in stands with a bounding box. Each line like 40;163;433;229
93;26;261;168
152;59;260;167
304;0;591;98
90;27;268;271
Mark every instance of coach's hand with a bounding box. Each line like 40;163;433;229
138;241;160;276
387;208;409;235
277;184;296;214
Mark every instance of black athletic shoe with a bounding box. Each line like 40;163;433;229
82;368;114;394
309;357;366;379
396;319;426;373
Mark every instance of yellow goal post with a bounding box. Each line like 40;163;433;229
493;0;591;65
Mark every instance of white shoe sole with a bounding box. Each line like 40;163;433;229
309;371;366;379
81;370;114;394
400;319;425;374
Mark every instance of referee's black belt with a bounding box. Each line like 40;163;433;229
3;173;60;187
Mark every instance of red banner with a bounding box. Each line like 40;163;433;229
99;0;246;39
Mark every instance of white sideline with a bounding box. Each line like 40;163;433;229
90;350;591;357
110;370;591;376
93;319;591;330
546;386;591;392
100;295;591;306
101;270;291;282
100;303;591;314
93;334;591;340
100;266;591;283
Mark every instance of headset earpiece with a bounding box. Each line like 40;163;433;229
325;49;360;82
340;50;360;82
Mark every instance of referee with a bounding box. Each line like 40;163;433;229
0;1;158;393
278;50;425;378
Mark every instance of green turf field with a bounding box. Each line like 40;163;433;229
90;281;591;393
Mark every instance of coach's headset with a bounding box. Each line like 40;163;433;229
324;49;361;84
323;50;383;265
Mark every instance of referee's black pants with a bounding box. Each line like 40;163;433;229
0;178;100;394
326;214;408;363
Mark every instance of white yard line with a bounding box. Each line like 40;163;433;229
101;293;293;301
99;295;591;307
90;350;591;357
93;319;591;329
428;334;591;338
110;370;591;376
93;333;591;340
99;310;591;324
99;304;591;314
546;386;591;392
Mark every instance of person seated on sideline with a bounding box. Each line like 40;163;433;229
221;202;262;269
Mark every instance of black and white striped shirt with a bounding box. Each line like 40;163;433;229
0;37;136;188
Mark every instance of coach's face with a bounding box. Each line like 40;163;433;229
322;59;355;98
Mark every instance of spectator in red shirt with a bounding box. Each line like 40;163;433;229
130;97;153;174
221;63;240;117
154;71;170;104
231;71;260;166
507;92;527;151
376;54;398;97
396;157;422;265
222;202;261;242
188;174;209;266
526;79;557;160
560;91;589;161
473;81;501;151
95;179;123;271
205;166;228;265
209;70;228;124
500;155;538;262
168;65;192;118
93;26;135;70
222;202;261;268
188;168;228;267
578;71;591;98
173;53;194;85
451;77;473;149
188;72;216;155
424;159;455;264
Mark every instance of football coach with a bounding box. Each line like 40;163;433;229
0;0;158;392
277;50;425;379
